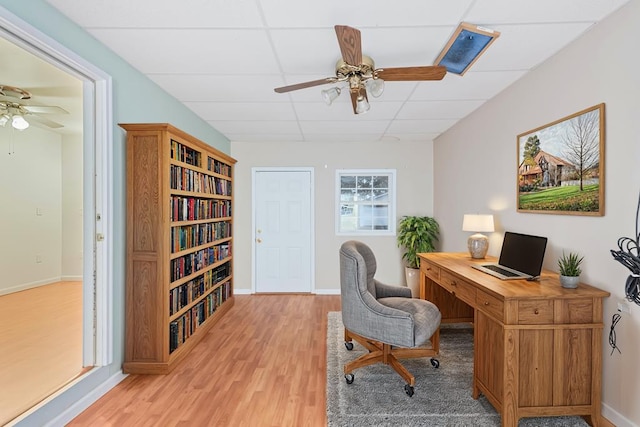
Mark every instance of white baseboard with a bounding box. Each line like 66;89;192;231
60;275;82;281
314;288;340;295
0;277;61;296
43;371;128;427
234;288;252;294
602;403;638;427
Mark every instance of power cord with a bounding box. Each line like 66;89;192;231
611;191;640;306
609;311;622;355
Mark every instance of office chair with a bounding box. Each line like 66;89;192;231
339;240;441;396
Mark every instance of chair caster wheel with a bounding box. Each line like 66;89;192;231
404;384;414;397
345;374;354;384
345;342;354;351
430;358;440;368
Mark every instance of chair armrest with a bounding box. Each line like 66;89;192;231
375;279;412;299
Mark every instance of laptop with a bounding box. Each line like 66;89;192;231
472;231;548;280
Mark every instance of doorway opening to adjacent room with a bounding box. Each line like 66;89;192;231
252;168;314;293
0;7;112;425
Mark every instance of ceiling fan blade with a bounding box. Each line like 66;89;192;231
26;114;64;129
376;66;447;81
349;90;359;115
335;25;362;66
274;77;336;93
349;88;368;115
23;105;69;114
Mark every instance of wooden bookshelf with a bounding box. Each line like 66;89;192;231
122;123;235;374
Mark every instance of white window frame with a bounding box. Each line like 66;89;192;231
335;169;396;236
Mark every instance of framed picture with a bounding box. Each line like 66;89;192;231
517;103;605;216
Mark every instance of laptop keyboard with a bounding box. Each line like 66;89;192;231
484;265;520;277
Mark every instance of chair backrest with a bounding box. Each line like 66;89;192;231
340;240;377;298
339;241;384;333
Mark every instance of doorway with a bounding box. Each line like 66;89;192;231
253;168;314;293
0;7;112;425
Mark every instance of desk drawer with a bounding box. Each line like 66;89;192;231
441;271;476;305
421;260;440;281
476;289;504;321
518;300;554;324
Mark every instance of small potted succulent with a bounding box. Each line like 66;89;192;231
557;251;583;289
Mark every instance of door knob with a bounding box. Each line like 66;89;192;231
256;238;262;243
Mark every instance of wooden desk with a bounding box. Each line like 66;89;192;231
419;252;610;427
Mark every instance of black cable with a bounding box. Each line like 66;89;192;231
610;191;640;306
609;312;622;355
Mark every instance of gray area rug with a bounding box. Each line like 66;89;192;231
326;311;589;427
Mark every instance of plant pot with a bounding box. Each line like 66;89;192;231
405;267;420;298
560;275;580;289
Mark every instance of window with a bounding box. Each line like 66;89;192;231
336;169;396;235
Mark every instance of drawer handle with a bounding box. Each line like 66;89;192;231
451;280;457;286
534;309;539;315
426;267;432;271
483;301;490;306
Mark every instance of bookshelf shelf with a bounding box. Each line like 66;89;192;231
122;123;236;375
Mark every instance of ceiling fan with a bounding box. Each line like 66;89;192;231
0;84;68;130
274;23;500;115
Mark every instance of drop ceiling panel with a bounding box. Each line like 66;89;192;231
149;75;287;102
45;0;264;28
471;23;593;71
382;133;441;142
411;71;526;101
294;101;404;121
228;134;305;142
260;0;474;28
270;29;347;74
300;120;389;135
357;27;455;67
397;100;486;120
210;120;301;135
387;119;458;134
88;29;280;74
185;102;296;121
303;133;384;142
465;0;630;24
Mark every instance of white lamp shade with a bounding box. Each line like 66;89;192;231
462;214;494;233
366;78;385;97
355;96;370;114
12;114;29;130
321;87;341;105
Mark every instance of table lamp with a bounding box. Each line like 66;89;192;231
462;214;495;259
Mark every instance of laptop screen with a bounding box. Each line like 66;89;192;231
499;232;548;277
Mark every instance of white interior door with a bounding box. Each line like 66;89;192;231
254;169;313;293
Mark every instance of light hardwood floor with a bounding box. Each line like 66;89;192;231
69;294;341;427
0;281;84;426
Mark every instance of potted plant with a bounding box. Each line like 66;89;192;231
397;216;439;297
557;251;584;289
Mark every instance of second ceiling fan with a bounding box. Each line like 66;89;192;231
274;23;500;115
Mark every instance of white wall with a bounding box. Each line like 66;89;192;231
433;2;640;426
0;126;83;294
231;140;435;292
0;125;63;293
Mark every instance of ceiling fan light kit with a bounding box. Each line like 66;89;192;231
274;23;499;115
0;84;69;130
